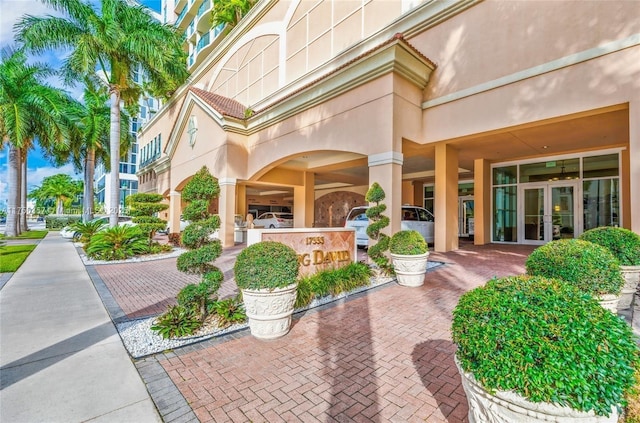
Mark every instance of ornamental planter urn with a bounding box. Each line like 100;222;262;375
234;241;300;340
241;283;297;340
389;230;429;287
620;265;640;309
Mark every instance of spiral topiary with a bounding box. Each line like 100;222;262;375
125;193;168;244
365;182;391;273
175;166;223;322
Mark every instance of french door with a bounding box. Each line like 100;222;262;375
519;182;579;244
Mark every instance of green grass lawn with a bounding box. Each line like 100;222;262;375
4;230;49;240
0;245;37;272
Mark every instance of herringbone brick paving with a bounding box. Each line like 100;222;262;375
152;242;536;422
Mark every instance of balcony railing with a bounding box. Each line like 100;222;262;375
213;23;224;38
139;152;161;169
176;6;187;25
196;31;210;52
188;53;195;66
197;0;211;17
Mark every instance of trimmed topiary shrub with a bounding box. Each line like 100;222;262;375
126;192;169;243
365;182;391;273
579;226;640;266
525;238;624;296
234;241;299;291
389;230;428;255
452;275;638;417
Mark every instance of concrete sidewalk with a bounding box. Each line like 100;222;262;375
0;233;160;423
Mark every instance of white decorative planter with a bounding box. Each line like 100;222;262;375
455;357;618;423
242;283;297;340
390;252;429;287
618;265;640;310
598;294;619;313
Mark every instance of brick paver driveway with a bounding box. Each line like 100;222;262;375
150;243;536;422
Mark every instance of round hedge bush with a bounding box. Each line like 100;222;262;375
579;226;640;266
452;275;638;417
234;241;299;291
525;239;624;296
389;230;428;255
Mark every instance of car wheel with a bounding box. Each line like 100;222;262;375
269;224;276;228
72;232;81;242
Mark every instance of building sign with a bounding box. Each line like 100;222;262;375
247;228;357;277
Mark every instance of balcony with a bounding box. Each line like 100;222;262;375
196;31;210;52
139;151;161;169
175;6;187;25
197;0;211;17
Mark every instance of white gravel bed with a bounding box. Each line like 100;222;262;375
79;245;186;265
117;261;443;358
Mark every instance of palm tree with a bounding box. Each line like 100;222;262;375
29;174;83;215
211;0;257;29
17;0;189;227
55;78;133;222
0;47;75;236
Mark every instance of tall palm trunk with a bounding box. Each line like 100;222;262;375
83;147;96;222
20;153;28;232
5;144;21;237
56;197;64;214
109;87;121;228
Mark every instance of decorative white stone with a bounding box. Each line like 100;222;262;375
598;294;620;313
242;283;297;340
455;357;619;423
390;252;429;287
618;265;640;310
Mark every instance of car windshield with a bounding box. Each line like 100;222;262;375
347;209;368;221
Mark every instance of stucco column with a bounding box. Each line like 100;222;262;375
402;180;415;205
434;144;459;252
218;178;237;248
629;100;640;233
236;184;247;217
474;158;491;245
168;191;181;234
368;151;403;236
293;172;315;227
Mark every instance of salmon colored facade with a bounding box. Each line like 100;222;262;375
138;0;640;251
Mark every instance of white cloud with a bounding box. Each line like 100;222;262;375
0;0;59;48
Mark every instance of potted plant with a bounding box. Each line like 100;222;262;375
389;230;429;287
234;241;299;340
452;275;638;422
580;226;640;310
525;239;625;312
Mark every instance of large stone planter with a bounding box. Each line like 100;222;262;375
390;252;429;287
598;294;620;313
242;283;297;340
455;357;618;423
618;265;640;310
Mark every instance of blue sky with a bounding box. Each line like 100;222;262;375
0;0;161;210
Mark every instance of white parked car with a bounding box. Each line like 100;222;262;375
345;205;435;248
253;212;293;229
60;216;134;240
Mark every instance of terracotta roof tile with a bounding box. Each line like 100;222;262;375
189;87;246;119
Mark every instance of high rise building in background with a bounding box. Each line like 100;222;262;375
94;5;162;213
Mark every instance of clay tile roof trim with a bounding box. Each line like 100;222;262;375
188;87;247;119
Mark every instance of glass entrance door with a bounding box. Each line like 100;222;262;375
458;196;474;237
520;182;578;244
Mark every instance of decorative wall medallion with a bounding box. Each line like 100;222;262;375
187;115;197;147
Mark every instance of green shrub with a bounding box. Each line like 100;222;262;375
525;239;624;296
210;296;246;327
389;230;428;255
86;226;148;260
71;219;107;246
452;275;638;417
295;262;372;308
234;241;299;291
365;182;391;273
177;277;222;321
151;305;201;339
579;226;640;266
126;193;169;242
46;215;81;229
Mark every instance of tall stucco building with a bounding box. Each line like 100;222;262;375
138;0;640;252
